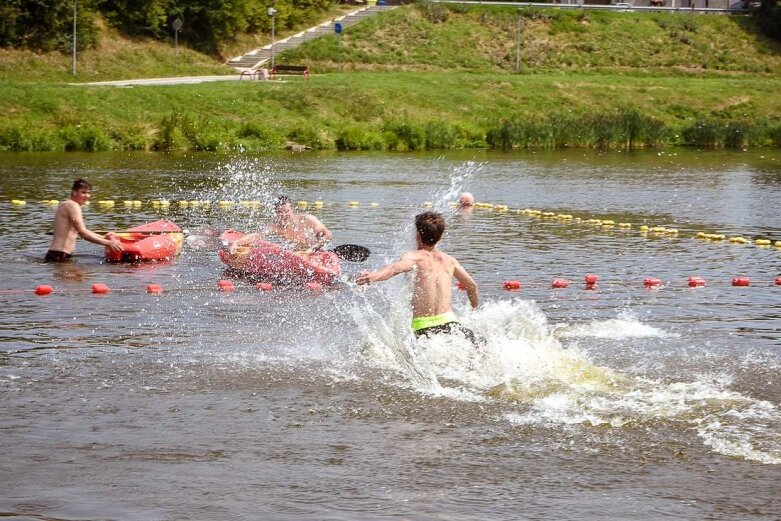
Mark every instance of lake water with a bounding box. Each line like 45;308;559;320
1;149;780;520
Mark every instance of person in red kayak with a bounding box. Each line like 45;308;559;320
45;179;122;262
228;195;333;254
356;211;482;346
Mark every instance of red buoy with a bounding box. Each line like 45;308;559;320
92;283;110;294
218;280;235;292
256;282;273;291
644;278;662;287
503;280;521;291
456;281;465;290
584;274;599;285
34;285;53;296
731;277;750;287
688;277;705;288
776;277;781;286
552;278;569;289
146;284;164;294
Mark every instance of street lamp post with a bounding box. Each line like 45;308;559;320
72;0;77;75
268;6;278;69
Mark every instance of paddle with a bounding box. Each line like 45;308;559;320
329;244;370;262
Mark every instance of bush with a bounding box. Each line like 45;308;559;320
335;126;383;151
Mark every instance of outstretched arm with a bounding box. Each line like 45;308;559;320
69;204;122;252
228;227;270;253
453;260;479;309
356;252;416;285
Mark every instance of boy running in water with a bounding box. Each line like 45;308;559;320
356;211;481;346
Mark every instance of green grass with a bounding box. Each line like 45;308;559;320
1;4;780;151
1;72;779;151
283;5;781;75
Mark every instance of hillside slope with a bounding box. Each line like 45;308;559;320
282;5;781;75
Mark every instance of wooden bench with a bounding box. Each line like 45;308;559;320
270;65;310;80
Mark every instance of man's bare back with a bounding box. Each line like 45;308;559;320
355;212;478;318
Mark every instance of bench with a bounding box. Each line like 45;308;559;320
270;65;310;80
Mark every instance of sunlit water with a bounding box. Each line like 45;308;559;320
1;149;780;519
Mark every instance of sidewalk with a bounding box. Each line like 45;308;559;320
72;75;241;87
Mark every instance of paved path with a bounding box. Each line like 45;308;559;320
73;75;241;87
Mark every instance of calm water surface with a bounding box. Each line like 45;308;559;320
1;150;780;520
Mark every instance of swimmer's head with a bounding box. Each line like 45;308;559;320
273;195;294;218
458;192;475;209
415;211;445;246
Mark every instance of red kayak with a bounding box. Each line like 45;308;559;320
218;231;341;285
105;219;184;263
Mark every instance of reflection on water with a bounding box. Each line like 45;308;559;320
1;149;780;519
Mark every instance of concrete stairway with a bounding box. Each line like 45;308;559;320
227;5;394;71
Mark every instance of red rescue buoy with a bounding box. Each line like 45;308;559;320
92;283;110;294
146;284;164;294
552;278;569;289
256;282;273;291
688;277;705;288
731;277;750;287
584;274;599;285
503;280;521;291
644;278;662;287
218;280;235;292
456;281;465;290
776;277;781;286
34;285;53;296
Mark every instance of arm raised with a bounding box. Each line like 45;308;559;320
356;252;417;285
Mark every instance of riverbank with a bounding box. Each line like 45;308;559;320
1;71;780;152
1;5;780;152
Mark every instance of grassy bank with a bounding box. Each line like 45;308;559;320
1;5;780;151
1;72;780;152
284;5;781;75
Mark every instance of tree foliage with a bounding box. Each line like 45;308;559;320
0;0;336;56
0;0;99;51
756;0;781;40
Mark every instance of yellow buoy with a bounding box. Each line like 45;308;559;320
313;201;324;208
348;201;359;207
178;201;189;208
755;239;771;246
370;202;378;207
11;199;27;206
639;225;649;232
132;200;142;208
297;201;308;209
618;223;632;228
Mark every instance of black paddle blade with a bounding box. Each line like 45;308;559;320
330;244;370;262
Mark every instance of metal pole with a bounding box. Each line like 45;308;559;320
271;15;276;69
515;15;521;73
72;0;77;75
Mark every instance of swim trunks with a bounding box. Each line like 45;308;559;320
412;311;483;347
44;250;73;263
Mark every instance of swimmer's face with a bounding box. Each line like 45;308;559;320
275;203;294;219
71;188;92;205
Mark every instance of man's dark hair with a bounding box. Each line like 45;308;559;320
71;179;92;192
415;211;446;246
273;195;291;207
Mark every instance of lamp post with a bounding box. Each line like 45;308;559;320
268;6;278;69
515;15;521;73
72;0;77;75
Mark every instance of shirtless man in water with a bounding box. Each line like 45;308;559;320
45;179;122;262
229;195;332;253
356;211;481;345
